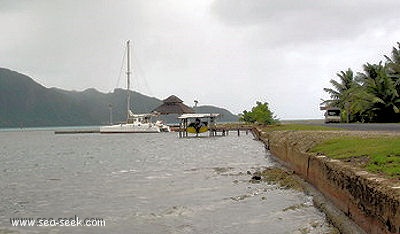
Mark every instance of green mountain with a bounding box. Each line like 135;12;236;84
194;106;239;123
0;68;238;127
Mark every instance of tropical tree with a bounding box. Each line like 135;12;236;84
323;42;400;123
385;42;400;97
323;69;358;107
385;42;400;79
323;69;361;121
357;62;400;122
240;101;277;125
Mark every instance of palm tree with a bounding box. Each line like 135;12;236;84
323;69;358;106
385;42;400;89
323;68;359;121
323;42;400;123
358;62;400;122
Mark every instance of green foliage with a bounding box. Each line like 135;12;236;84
310;136;400;177
323;42;400;123
240;101;277;125
358;63;400;122
264;124;340;131
323;69;358;110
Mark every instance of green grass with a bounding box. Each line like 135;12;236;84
263;124;341;132
310;136;400;177
260;167;303;191
218;123;341;131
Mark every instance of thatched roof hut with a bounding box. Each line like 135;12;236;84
153;95;194;115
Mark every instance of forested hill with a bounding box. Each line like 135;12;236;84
0;68;238;127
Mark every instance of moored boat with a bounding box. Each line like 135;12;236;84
100;41;170;133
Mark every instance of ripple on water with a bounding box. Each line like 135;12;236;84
0;130;337;233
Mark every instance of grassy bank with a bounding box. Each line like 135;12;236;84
216;123;341;131
310;136;400;177
261;123;341;131
255;123;400;178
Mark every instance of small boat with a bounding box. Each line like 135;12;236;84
100;41;170;133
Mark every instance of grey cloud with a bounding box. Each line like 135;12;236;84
211;0;400;45
1;1;399;118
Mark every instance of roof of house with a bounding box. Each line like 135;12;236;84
163;95;183;103
152;95;194;114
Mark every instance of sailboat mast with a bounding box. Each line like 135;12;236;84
126;40;131;121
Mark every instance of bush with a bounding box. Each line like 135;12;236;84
239;101;277;125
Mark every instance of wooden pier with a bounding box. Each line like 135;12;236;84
176;113;254;138
52;124;254;137
209;125;253;136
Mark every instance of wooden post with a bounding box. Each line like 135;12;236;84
185;119;188;137
179;119;182;138
183;119;186;137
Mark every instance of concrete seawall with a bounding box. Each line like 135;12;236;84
253;128;400;234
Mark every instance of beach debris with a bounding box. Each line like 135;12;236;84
251;175;262;181
250;171;262;183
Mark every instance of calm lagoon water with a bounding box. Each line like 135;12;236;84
0;129;335;233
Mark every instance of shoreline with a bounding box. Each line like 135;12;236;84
252;127;400;234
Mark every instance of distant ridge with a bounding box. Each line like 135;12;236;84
0;67;238;127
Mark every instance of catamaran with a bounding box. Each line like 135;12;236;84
100;41;170;133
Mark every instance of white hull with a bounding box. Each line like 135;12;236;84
101;41;171;134
100;123;161;133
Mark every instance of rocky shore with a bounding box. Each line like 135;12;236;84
253;127;400;234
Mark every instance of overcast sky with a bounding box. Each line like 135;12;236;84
1;0;400;119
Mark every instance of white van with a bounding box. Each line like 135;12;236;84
324;108;341;123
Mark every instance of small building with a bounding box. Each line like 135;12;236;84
153;95;223;136
178;113;220;137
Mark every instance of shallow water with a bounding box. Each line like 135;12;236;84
0;129;335;233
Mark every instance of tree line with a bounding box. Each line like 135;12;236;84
323;42;400;123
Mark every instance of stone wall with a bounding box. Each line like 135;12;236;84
253;128;400;234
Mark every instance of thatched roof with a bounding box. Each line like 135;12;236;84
153;95;194;114
163;95;183;103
